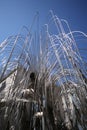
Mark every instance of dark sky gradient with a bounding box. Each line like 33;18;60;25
0;0;87;55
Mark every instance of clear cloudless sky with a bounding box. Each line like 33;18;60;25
0;0;87;41
0;0;87;61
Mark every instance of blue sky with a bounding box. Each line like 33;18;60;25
0;0;87;61
0;0;87;41
0;0;87;105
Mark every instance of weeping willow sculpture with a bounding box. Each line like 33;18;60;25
0;11;87;130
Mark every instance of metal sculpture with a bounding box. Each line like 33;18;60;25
0;11;87;130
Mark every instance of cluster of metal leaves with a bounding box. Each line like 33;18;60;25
0;11;87;130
